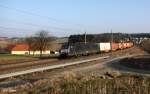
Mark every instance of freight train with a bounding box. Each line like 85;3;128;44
60;42;133;57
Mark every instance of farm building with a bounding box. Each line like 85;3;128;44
11;44;51;55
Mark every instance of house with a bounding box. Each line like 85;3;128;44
11;44;51;55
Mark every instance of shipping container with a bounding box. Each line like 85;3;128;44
111;43;119;51
126;43;130;48
118;43;123;49
125;43;128;48
128;42;133;48
123;43;128;49
99;43;111;52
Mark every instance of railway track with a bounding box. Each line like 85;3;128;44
0;47;135;68
0;56;109;79
0;54;108;75
0;47;142;79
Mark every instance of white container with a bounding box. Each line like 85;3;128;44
99;43;111;52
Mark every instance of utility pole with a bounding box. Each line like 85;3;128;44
119;32;123;55
129;33;132;42
84;31;87;44
111;29;113;43
111;29;113;56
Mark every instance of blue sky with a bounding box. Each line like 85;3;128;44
0;0;150;37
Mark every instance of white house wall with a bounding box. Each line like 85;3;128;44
11;51;29;55
29;51;50;55
11;50;51;55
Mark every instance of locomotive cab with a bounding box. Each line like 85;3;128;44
60;43;70;57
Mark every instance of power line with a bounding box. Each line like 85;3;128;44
2;19;81;32
0;26;37;37
0;25;35;32
0;25;82;37
0;4;83;28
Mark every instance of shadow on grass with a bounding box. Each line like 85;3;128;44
120;56;150;70
39;56;59;59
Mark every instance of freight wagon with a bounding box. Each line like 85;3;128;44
123;43;127;49
99;43;111;52
111;43;119;51
118;43;123;49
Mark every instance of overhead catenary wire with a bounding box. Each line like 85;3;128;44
0;25;35;32
0;25;81;37
0;26;36;37
0;4;84;28
0;4;85;34
0;4;92;38
1;19;82;32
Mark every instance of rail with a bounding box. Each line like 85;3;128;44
0;56;109;79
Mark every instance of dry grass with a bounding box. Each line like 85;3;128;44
1;72;149;94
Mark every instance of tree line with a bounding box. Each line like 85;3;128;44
68;33;132;43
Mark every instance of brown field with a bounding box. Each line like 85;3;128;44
0;40;15;49
141;40;150;53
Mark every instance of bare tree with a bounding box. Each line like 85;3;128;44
36;30;50;57
25;36;34;55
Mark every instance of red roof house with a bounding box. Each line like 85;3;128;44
11;44;29;51
11;44;51;55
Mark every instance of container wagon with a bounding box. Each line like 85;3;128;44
118;43;123;49
122;43;127;49
99;43;111;52
111;43;119;51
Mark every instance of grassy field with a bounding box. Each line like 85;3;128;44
0;54;59;64
9;74;149;94
0;54;39;64
0;54;38;60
